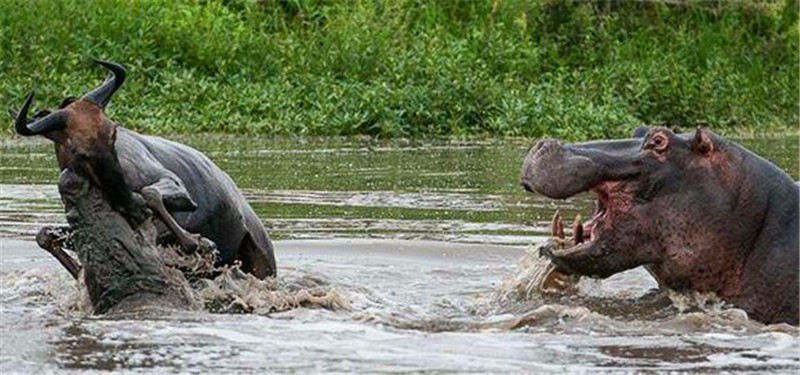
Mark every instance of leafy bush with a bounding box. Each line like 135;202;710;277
1;0;796;139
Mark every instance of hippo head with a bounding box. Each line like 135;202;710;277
520;127;763;284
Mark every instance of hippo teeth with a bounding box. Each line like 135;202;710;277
572;214;583;245
584;219;597;242
551;198;605;246
582;192;608;243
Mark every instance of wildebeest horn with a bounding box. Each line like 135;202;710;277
82;59;126;109
14;91;67;136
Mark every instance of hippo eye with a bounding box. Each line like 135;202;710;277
646;134;669;152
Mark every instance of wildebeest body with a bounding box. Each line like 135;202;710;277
116;128;275;271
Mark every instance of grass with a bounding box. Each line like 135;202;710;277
1;0;797;140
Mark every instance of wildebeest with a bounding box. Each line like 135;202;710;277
11;60;276;278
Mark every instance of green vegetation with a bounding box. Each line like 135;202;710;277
1;0;797;139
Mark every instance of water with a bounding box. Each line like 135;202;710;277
1;135;798;373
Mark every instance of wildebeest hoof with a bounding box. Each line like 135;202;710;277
180;233;217;255
34;226;81;279
198;237;217;253
36;226;60;252
181;234;201;253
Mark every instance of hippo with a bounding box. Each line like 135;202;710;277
520;127;799;325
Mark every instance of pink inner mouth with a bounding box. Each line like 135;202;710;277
579;188;611;244
549;181;627;247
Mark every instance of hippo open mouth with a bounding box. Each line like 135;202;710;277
543;181;633;264
520;136;648;277
519;127;800;325
578;185;610;243
531;183;613;244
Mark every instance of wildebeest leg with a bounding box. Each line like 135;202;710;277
35;226;81;279
141;186;201;252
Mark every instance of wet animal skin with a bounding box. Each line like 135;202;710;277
521;127;799;325
11;60;276;279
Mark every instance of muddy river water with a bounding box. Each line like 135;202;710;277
1;135;798;373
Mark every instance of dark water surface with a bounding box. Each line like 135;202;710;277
1;135;798;373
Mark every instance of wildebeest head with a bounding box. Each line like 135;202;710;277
11;60;126;168
12;60;148;224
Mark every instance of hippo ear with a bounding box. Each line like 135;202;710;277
632;126;650;138
691;128;715;155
